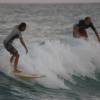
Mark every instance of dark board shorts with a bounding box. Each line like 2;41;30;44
3;40;18;55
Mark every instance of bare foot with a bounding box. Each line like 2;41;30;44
14;69;22;73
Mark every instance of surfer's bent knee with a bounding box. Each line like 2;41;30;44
14;51;19;57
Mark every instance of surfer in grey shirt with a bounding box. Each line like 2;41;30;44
3;22;28;73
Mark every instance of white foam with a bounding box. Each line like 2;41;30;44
0;36;100;89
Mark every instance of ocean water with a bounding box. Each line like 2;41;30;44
0;3;100;100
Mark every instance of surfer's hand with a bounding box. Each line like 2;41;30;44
96;32;100;43
98;38;100;43
26;48;28;54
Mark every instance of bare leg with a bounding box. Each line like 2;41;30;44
10;55;15;63
14;53;21;73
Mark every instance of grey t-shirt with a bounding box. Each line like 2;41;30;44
4;25;22;44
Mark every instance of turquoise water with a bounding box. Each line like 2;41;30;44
0;3;100;100
1;71;100;100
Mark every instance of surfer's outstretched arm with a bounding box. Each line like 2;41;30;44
91;23;100;43
19;37;28;54
94;31;100;43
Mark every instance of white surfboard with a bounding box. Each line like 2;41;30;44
13;72;46;80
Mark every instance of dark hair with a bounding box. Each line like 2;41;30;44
85;16;91;20
18;22;26;29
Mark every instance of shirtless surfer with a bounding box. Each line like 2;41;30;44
73;16;100;42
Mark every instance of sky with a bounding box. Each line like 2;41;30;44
0;0;100;3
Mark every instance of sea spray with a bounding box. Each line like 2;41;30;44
1;36;100;89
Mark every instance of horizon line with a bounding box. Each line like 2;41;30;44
0;2;100;4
